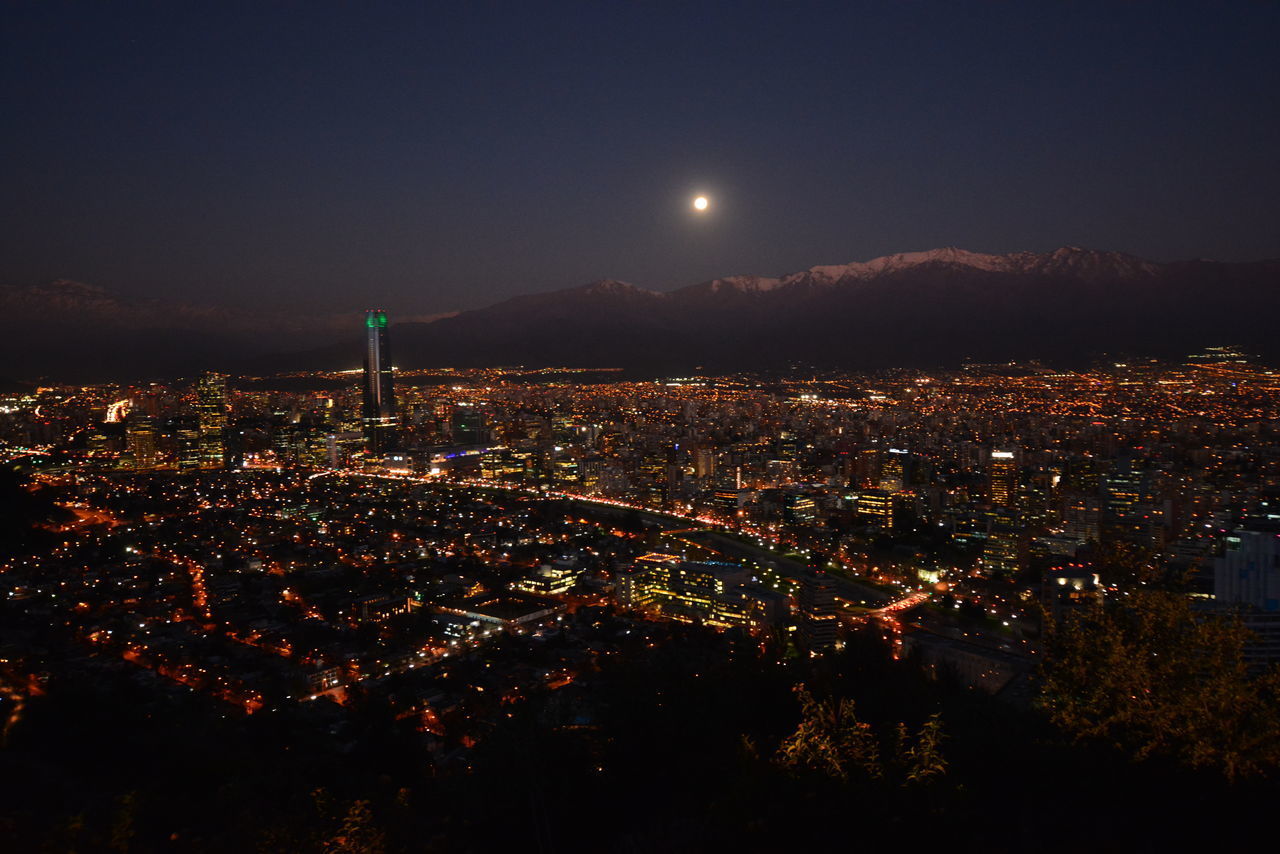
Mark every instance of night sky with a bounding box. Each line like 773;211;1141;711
3;1;1278;316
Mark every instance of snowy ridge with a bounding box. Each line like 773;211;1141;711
801;247;1012;281
791;246;1160;283
1006;246;1161;278
548;246;1165;304
672;246;1161;298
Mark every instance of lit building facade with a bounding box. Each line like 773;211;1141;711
624;554;783;628
982;508;1024;574
125;416;159;470
880;448;908;492
989;449;1017;508
854;489;896;530
195;371;228;469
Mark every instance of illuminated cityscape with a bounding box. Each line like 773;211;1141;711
4;333;1280;846
3;3;1278;851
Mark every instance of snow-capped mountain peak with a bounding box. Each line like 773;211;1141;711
1009;246;1160;278
799;247;1012;282
789;246;1163;284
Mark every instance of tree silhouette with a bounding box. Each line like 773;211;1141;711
904;713;947;784
1040;590;1280;779
322;799;385;854
777;683;951;787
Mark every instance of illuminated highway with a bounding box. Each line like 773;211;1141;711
334;468;931;614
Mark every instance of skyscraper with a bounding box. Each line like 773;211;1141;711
989;449;1017;508
693;447;716;479
450;404;484;444
195;371;228;469
982;509;1024;575
880;448;909;492
125;416;159;470
362;310;397;452
177;417;200;471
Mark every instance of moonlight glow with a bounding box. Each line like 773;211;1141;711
693;195;709;211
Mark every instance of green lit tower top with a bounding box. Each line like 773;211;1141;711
362;310;397;452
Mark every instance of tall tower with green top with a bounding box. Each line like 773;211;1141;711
362;310;397;452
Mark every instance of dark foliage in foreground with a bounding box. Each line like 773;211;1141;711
0;623;1276;852
1041;590;1280;780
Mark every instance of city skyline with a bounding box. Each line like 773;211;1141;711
3;3;1279;849
5;354;1280;849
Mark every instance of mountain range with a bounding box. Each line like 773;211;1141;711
5;246;1279;381
288;246;1280;375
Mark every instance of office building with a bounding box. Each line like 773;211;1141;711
1214;524;1280;663
989;449;1017;508
177;417;201;471
782;492;817;524
624;554;784;628
797;570;838;654
125;416;159;470
694;447;716;479
982;509;1024;574
880;448;908;492
1215;525;1280;612
451;404;485;444
195;371;228;469
854;489;896;530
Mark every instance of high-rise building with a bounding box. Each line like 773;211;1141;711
989;450;1017;508
782;492;817;524
125;416;159;470
1216;526;1280;613
854;489;896;530
694;447;716;479
1061;494;1103;542
1214;524;1280;663
982;508;1024;574
195;371;228;469
880;448;908;492
713;487;746;516
177;417;201;471
361;310;397;452
797;570;838;654
1103;466;1145;520
451;404;485;444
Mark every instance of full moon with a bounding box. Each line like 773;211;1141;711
693;195;709;211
